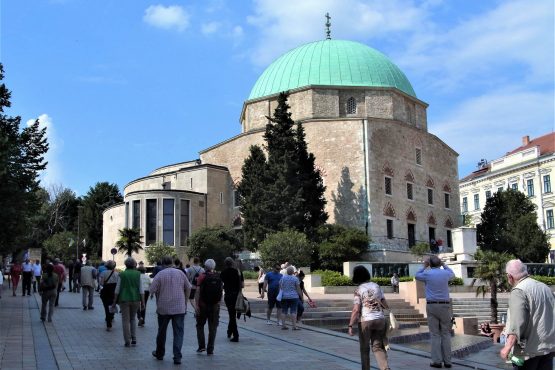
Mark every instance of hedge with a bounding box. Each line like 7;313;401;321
312;270;415;286
449;277;464;286
242;270;258;280
531;275;555;285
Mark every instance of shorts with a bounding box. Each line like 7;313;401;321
281;298;299;315
267;290;281;310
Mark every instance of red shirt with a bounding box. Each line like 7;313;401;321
53;264;66;282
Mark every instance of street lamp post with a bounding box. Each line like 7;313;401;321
77;206;83;260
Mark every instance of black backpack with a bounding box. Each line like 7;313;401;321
200;272;223;304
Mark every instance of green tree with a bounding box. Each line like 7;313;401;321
0;64;49;254
259;229;313;268
43;231;77;262
315;224;369;271
187;226;242;269
81;182;123;258
477;189;549;262
116;228;143;257
410;242;430;262
145;241;177;265
472;249;513;324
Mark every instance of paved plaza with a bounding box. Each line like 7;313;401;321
0;284;529;370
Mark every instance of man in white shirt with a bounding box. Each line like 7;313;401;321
32;260;42;293
22;259;33;296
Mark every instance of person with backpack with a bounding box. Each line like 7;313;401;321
186;257;204;300
150;256;192;365
39;264;59;322
220;257;244;342
194;259;222;355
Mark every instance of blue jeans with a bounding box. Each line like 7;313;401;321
281;298;299;315
155;313;185;360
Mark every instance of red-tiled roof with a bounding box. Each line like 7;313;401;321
460;164;490;182
506;132;555;156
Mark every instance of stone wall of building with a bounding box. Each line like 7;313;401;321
366;118;460;250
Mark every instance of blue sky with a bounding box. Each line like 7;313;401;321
2;0;554;195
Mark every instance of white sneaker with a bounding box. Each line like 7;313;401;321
277;320;282;326
266;320;272;325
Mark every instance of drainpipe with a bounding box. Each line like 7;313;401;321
362;119;371;237
204;194;208;227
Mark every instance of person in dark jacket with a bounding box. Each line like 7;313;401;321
220;257;243;342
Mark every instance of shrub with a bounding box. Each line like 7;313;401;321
449;277;464;286
410;242;429;261
242;270;258;280
312;269;355;286
370;276;414;286
145;241;177;266
259;230;313;268
531;275;555;285
315;224;369;271
187;226;242;270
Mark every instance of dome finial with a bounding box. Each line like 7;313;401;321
325;12;331;40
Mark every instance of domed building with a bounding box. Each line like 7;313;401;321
103;37;461;266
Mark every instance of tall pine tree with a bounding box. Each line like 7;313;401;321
238;92;327;248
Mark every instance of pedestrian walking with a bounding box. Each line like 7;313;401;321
255;266;265;298
72;259;81;293
99;261;118;331
500;259;555;369
348;265;391;370
195;259;222;355
22;259;33;296
415;255;454;368
150;256;192;364
80;261;97;310
220;257;243;342
111;257;144;347
186;257;204;300
279;266;302;330
297;270;313;323
137;266;151;327
0;268;3;299
96;261;106;292
390;273;400;294
32;259;42;293
52;258;66;306
10;260;22;296
39;264;59;322
262;263;283;325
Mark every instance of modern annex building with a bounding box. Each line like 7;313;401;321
102;37;461;266
459;132;555;259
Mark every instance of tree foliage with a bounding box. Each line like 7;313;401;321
0;64;49;254
116;227;143;257
81;182;123;258
410;242;430;262
315;224;369;271
187;226;242;270
477;189;549;262
259;229;313;268
145;241;177;265
238;92;327;248
43;231;77;262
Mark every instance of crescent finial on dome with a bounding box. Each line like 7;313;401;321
325;13;331;40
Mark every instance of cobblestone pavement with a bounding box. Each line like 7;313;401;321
0;284;516;370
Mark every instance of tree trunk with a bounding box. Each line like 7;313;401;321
490;280;498;324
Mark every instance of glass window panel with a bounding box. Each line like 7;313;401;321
180;200;190;246
132;200;140;230
146;199;157;245
163;199;174;246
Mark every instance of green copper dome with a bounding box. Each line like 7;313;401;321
248;39;416;100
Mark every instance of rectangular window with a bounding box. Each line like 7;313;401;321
219;192;224;204
427;188;433;205
486;190;492;199
546;209;554;229
462;197;468;213
429;227;436;243
385;177;392;195
444;193;450;209
446;230;453;249
416;148;422;165
474;194;480;210
132;200;140;229
386;219;393;239
146;199;157;245
544;175;551;193
527;179;534;197
497;187;503;193
125;202;129;228
234;190;241;208
190;178;193;189
407;223;415;247
406;183;413;200
511;183;518;191
180;200;190;246
162;199;174;246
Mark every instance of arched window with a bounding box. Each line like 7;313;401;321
347;97;356;114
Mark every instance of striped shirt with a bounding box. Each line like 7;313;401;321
150;267;191;315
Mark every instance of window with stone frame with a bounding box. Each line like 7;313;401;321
527;179;534;197
385;177;392;195
427;188;433;205
415;148;422;165
462;197;468;213
444;193;450;209
546;209;554;229
473;194;480;210
386;219;394;239
406;183;414;200
544;175;552;193
486;190;492;199
347;97;356;114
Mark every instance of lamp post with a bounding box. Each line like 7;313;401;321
77;205;83;260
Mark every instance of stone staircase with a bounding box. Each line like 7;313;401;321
451;297;509;327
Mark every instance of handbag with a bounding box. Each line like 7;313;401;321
389;311;399;330
276;289;283;302
99;270;116;299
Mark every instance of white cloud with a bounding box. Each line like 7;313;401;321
430;88;555;175
399;0;554;90
143;5;190;32
26;114;63;187
201;21;221;35
246;0;429;66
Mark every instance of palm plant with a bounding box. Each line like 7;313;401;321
472;249;513;324
116;227;143;257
